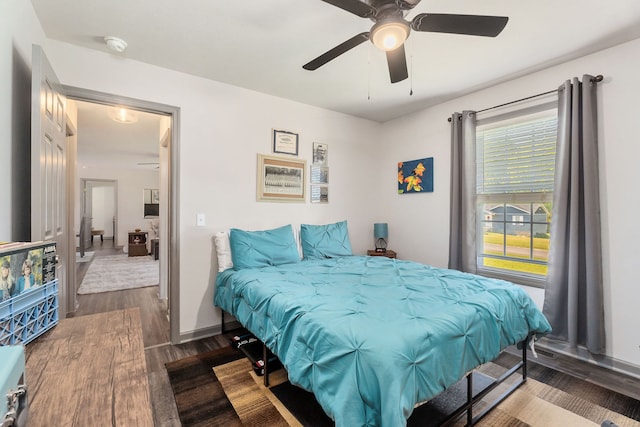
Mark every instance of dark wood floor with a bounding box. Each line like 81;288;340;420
63;240;639;426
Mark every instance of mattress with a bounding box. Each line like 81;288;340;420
214;256;551;426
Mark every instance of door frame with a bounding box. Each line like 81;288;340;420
64;86;181;344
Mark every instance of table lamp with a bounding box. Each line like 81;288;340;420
374;223;388;253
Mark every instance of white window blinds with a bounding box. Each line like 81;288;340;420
476;111;557;194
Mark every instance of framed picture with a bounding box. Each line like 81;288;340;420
312;142;328;165
257;154;306;202
310;166;329;184
272;129;299;156
310;185;328;203
398;157;434;194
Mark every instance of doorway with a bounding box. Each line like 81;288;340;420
79;179;117;250
64;87;180;344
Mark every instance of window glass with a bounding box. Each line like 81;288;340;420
476;109;556;285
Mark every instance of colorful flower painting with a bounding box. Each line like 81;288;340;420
398;157;434;194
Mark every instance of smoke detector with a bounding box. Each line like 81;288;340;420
104;36;128;53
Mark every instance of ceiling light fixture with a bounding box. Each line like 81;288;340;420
109;107;138;124
370;19;410;51
104;36;128;53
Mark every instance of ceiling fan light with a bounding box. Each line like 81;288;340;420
371;21;409;51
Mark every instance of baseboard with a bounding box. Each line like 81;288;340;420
178;320;242;344
535;337;640;380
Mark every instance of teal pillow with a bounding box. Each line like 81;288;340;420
229;225;300;270
300;221;353;260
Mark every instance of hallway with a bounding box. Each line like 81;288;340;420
71;240;170;347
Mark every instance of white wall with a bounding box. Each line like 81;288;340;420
40;37;382;337
0;0;47;240
379;38;640;367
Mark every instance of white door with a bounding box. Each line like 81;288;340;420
31;45;68;315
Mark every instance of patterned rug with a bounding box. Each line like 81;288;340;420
166;346;640;427
77;254;159;294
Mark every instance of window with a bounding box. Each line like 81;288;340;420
475;108;557;286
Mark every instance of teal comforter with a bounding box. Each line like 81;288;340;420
214;256;551;426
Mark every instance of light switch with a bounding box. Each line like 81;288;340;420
196;213;206;226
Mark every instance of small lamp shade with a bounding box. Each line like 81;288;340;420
374;223;388;252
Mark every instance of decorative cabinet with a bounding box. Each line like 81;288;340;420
0;241;58;345
128;231;148;257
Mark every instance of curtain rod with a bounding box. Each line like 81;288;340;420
447;74;603;122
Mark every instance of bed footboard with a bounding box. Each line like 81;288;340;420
230;322;531;426
262;335;530;425
220;311;533;425
432;335;530;426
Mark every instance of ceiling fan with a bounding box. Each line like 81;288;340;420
303;0;508;83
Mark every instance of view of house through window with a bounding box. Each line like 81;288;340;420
479;202;552;276
476;107;557;285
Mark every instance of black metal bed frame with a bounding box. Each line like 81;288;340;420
221;309;530;426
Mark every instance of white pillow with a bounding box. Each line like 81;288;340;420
214;231;233;272
291;224;303;259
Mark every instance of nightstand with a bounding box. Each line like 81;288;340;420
366;249;397;259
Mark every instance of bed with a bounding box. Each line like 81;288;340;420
213;222;551;426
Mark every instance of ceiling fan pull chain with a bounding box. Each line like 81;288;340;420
367;45;372;101
409;42;414;96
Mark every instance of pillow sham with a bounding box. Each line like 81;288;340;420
229;224;301;270
214;231;233;272
300;220;353;260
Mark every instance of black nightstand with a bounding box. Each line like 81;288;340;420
366;249;397;259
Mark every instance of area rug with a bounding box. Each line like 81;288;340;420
166;347;640;427
77;254;159;294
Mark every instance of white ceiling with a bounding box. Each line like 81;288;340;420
39;0;639;170
74;100;162;170
32;0;640;124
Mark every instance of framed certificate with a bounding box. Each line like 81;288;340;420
272;129;299;156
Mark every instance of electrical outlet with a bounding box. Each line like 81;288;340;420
196;213;206;226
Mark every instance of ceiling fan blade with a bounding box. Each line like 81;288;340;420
411;13;508;37
303;32;370;70
319;0;376;18
386;45;408;83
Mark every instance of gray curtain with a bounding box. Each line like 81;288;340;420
448;111;477;273
543;75;605;354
